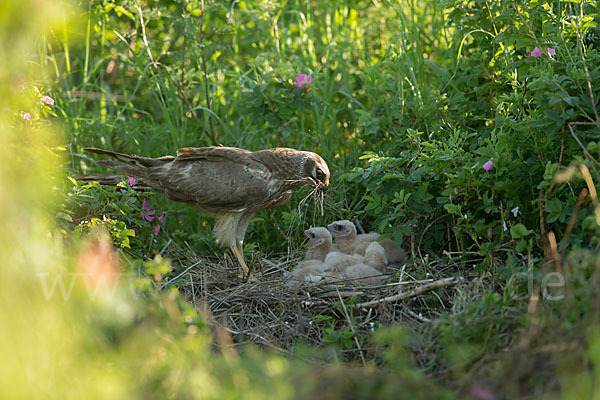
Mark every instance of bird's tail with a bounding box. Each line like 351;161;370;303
74;148;173;187
84;147;174;168
71;173;150;188
81;147;175;181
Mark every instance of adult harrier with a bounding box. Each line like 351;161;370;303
78;146;330;278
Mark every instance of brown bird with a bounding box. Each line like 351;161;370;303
77;146;330;278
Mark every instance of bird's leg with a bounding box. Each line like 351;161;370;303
238;241;257;281
230;244;249;278
233;212;257;281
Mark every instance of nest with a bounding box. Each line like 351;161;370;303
159;244;467;360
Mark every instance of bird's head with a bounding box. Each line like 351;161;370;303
300;152;330;216
303;227;332;248
326;220;356;239
302;152;330;192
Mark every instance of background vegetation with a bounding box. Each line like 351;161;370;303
3;0;600;397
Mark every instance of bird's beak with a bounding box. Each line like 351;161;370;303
319;183;329;193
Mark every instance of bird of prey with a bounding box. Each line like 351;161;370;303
77;146;330;278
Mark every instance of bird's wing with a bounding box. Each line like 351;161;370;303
144;147;275;211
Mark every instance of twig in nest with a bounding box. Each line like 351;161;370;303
353;277;462;309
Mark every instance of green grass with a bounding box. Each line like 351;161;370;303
4;0;600;398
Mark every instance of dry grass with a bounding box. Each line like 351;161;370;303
158;243;469;360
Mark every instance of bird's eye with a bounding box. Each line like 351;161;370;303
315;169;325;181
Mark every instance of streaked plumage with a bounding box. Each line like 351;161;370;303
77;146;330;278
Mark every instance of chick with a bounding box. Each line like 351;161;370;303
378;238;408;265
327;220;378;255
324;251;364;272
327;220;408;264
304;227;334;261
342;263;383;285
363;241;388;272
288;260;328;282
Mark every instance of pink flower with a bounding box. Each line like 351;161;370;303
133;228;139;236
141;198;156;221
483;160;494;171
294;74;312;91
128;177;137;185
20;111;33;121
546;47;556;57
470;384;495;400
152;224;161;236
530;47;543;57
40;95;55;106
157;211;167;223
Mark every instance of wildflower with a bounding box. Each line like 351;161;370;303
157;211;167;223
530;47;543;57
152;224;161;236
128;177;137;185
40;95;55;106
133;228;139;236
470;384;495;400
483;160;494;171
294;74;312;91
20;111;32;121
546;47;556;57
76;230;120;291
140;198;156;221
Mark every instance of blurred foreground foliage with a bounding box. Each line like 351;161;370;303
4;0;600;397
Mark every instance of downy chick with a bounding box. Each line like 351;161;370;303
323;251;364;273
327;219;408;264
289;260;328;282
304;227;334;261
342;263;383;285
327;220;378;255
363;241;388;273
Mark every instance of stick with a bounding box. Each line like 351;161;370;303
353;277;462;308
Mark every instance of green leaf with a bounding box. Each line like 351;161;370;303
444;204;461;215
510;223;532;239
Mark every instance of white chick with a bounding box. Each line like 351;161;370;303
342;263;383;285
323;251;364;273
304;227;334;261
288;260;328;282
327;220;408;264
326;220;378;255
363;241;388;273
